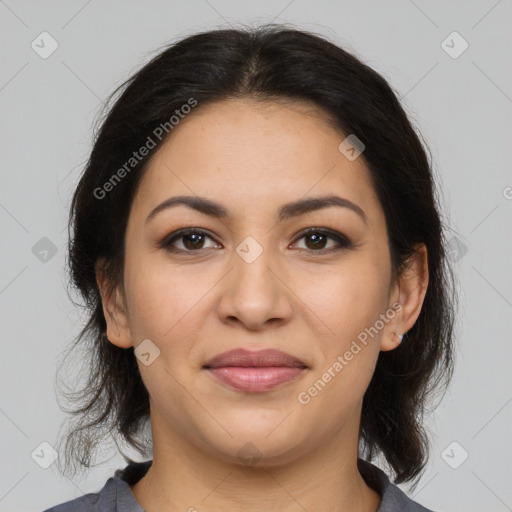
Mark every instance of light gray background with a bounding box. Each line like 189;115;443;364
1;1;511;511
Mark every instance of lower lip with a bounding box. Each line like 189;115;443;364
206;366;307;392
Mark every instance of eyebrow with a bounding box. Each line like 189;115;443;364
145;194;367;225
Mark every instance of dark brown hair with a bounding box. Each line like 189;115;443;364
57;23;456;489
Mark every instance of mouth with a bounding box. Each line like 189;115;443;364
203;348;308;393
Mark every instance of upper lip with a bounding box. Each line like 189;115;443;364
203;349;307;369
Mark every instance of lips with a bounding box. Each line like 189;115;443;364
203;349;308;392
203;348;307;369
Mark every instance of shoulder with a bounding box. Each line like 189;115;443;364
42;461;151;512
357;458;436;512
42;477;117;512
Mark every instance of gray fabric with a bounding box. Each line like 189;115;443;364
43;459;435;511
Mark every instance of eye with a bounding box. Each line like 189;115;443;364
158;228;220;252
158;227;353;255
291;228;353;254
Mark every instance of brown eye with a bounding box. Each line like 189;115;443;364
158;227;353;255
292;228;353;254
159;229;219;252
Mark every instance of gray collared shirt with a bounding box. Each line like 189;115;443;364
43;458;435;511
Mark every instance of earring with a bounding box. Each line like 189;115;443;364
397;332;404;343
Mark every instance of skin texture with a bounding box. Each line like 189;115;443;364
96;98;428;512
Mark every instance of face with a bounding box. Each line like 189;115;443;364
100;98;423;467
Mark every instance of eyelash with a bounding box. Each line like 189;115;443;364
157;227;354;255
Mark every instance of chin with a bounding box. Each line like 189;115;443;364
199;428;308;469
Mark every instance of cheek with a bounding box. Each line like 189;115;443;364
293;267;386;423
123;255;220;352
290;256;389;403
124;270;176;340
293;258;389;341
122;262;207;400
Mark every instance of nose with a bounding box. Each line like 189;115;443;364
216;241;293;331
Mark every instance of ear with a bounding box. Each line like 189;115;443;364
95;258;132;349
381;243;429;351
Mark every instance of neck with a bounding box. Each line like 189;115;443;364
130;404;381;512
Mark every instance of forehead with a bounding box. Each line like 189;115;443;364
132;98;381;222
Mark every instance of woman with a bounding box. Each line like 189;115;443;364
45;24;455;512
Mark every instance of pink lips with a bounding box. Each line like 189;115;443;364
203;348;308;392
